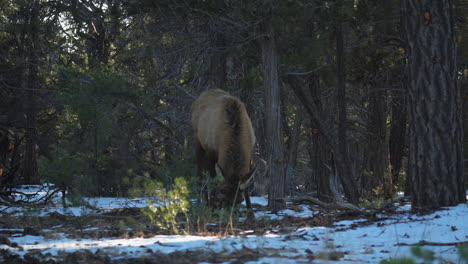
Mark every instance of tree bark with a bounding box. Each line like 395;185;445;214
389;74;407;188
285;112;302;195
402;0;465;209
287;75;340;202
335;24;360;205
240;70;269;197
21;0;40;184
209;25;226;88
261;24;286;211
308;123;341;202
365;82;390;196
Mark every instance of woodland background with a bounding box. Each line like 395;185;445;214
1;0;467;210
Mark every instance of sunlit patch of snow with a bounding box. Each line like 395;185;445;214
245;257;292;264
334;218;367;228
9;184;62;203
85;197;148;209
0;228;23;232
246;196;268;206
1;184;150;217
249;202;316;220
395;203;411;212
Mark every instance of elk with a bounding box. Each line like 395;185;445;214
192;89;256;209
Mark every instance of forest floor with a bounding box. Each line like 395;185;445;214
0;185;467;264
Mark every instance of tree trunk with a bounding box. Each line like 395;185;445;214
390;10;411;194
287;74;342;201
285;112;302;195
460;75;468;192
365;82;390;196
239;64;269;197
464;72;468;193
21;0;40;184
389;75;407;188
261;24;286;211
335;24;360;205
309;124;341;202
209;25;226;88
402;0;465;209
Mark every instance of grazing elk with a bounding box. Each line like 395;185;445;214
192;89;256;209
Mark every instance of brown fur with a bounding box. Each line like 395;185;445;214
192;89;255;208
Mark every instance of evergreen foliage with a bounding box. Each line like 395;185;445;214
0;0;466;209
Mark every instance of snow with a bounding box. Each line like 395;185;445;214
252;204;317;221
85;197;148;209
0;185;148;216
1;185;467;263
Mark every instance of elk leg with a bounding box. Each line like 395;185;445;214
244;190;252;209
244;191;252;209
244;191;255;219
194;138;205;177
194;139;210;205
196;142;219;206
205;151;219;207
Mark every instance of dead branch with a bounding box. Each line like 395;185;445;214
281;196;361;211
395;240;468;247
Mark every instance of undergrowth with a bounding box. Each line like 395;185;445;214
128;160;248;236
380;245;468;264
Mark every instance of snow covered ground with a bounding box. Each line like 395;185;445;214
0;185;467;263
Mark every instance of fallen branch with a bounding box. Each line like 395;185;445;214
281;196;360;211
395;240;468;247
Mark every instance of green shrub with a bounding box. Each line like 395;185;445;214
381;245;468;264
457;244;468;262
410;246;435;263
380;258;415;264
139;177;190;234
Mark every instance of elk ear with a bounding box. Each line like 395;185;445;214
215;163;224;177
